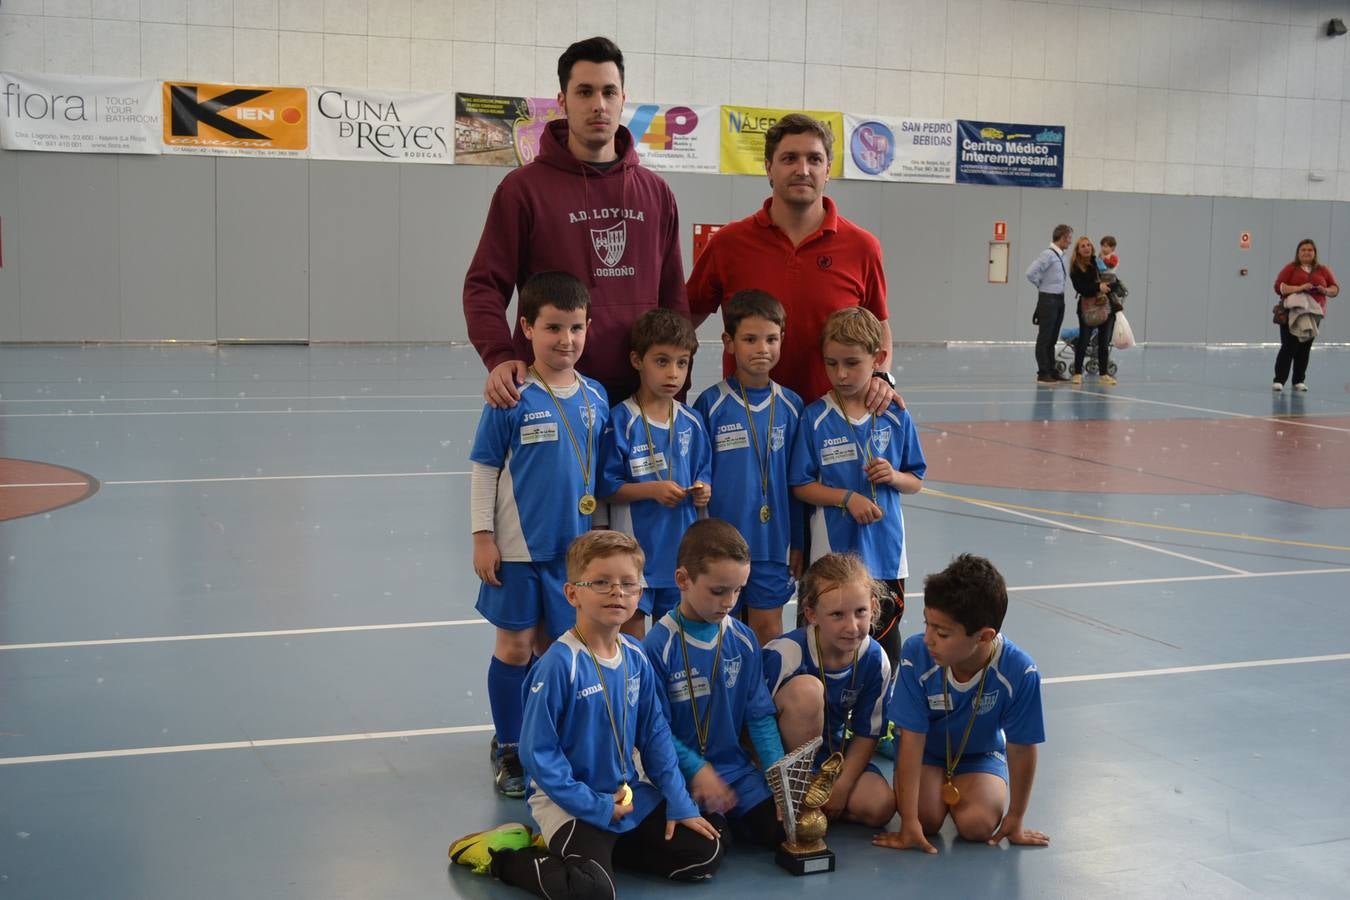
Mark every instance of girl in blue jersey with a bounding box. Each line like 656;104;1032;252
763;553;895;828
452;531;723;894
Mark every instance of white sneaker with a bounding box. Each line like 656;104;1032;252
1294;382;1308;392
1272;382;1283;392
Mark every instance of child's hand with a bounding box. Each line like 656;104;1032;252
611;789;635;823
687;480;711;508
822;779;850;820
844;492;884;525
472;533;501;586
872;823;937;854
988;814;1049;847
651;480;688;507
863;379;903;414
689;764;737;815
864;457;895;486
666;815;720;841
788;548;804;579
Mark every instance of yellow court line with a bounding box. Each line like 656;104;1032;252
922;485;1350;553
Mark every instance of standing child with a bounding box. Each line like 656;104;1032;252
789;306;926;665
763;553;895;828
599;309;712;634
693;290;805;648
469;271;611;797
873;554;1048;853
451;531;724;892
644;518;786;849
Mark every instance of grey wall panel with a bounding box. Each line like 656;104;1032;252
1144;195;1213;343
1016;189;1087;334
0;148;20;339
309;161;400;341
216;157;309;341
881;183;955;343
950;184;1021;342
827;179;883;238
1326;203;1350;343
1084;192;1151;339
662;170;740;344
117;155;216;340
16;152;121;340
1206;198;1275;344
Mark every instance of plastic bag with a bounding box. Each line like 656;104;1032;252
1113;312;1136;349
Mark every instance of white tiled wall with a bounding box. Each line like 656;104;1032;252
3;0;1349;199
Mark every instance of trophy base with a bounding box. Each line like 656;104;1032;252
775;845;836;876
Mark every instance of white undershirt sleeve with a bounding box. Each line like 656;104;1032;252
470;462;500;533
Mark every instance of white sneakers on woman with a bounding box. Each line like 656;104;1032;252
1294;382;1308;392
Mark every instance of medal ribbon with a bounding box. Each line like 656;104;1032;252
532;367;595;498
813;625;859;754
674;610;723;756
574;625;632;785
736;379;776;516
637;398;674;483
942;645;997;786
832;390;879;502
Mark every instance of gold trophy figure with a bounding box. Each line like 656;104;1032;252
765;738;843;875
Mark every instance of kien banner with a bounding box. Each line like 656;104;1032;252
0;72;160;154
163;82;308;156
955;120;1065;188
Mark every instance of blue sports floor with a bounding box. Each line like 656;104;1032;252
2;343;1348;899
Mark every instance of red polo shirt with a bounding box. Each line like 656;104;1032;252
687;197;888;402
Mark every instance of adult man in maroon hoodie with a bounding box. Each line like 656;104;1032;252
463;37;688;406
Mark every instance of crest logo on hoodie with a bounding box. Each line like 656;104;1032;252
591;221;627;268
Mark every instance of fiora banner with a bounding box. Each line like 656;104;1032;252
0;72;160;154
453;93;562;166
621;103;719;173
309;87;451;163
162;82;308;156
955;120;1065;188
719;106;845;176
844;115;955;183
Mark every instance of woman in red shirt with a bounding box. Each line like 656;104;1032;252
1273;239;1340;392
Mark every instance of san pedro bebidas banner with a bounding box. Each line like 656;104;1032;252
955;121;1065;188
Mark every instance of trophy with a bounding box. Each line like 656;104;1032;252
765;737;844;876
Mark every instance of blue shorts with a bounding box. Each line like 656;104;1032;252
922;750;1009;783
475;559;573;639
735;560;796;612
726;769;774;819
640;586;679;619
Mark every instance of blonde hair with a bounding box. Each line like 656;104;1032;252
820;307;884;354
798;553;881;624
566;531;645;581
1070;236;1096;273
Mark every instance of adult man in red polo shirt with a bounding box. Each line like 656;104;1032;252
687;113;894;406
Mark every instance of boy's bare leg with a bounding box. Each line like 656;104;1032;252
948;772;1007;842
774;674;824;751
843;769;896;828
746;607;783;647
494;626;536;667
916;764;952;835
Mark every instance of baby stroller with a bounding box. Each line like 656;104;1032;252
1056;326;1118;376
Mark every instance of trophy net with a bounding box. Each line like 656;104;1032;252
765;736;822;844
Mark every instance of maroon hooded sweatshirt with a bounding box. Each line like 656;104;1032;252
463;118;688;397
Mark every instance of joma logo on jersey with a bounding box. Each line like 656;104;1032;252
717;423;745;434
823;436;851;447
591;221;627;268
522;410;552;422
577;683;604;700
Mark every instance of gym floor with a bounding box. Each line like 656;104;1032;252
2;342;1348;899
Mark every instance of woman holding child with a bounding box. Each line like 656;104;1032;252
1068;237;1117;386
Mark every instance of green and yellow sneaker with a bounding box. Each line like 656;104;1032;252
449;822;533;875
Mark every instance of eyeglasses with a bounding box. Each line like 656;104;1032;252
573;579;644;597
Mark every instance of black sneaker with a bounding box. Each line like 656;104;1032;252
490;737;526;798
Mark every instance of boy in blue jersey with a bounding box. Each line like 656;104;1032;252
763;553;895;828
873;554;1048;854
644;518;786;849
469;271;611;797
451;531;724;893
599;309;711;635
693;290;804;649
789;306;926;666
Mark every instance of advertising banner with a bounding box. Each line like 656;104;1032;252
309;87;451;163
0;72;160;154
454;93;562;166
843;115;955;183
162;82;308;156
622;103;719;173
719;106;845;176
955;120;1065;188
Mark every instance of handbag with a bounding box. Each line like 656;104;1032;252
1081;295;1110;327
1272;302;1288;325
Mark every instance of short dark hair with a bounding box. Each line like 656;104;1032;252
631;308;697;358
1292;238;1320;270
1052;224;1073;242
677;518;750;578
1099;235;1117;249
520;271;590;324
764;113;834;164
557;37;625;92
922;553;1009;634
722;289;786;337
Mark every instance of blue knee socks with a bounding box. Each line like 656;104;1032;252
488;656;529;747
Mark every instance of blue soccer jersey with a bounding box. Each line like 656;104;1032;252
644;613;777;791
887;634;1045;762
763;626;892;751
598;399;712;588
693;378;804;564
788;395;927;579
519;631;699;834
469;374;610;561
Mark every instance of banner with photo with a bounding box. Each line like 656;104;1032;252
621;103;718;173
955;120;1065;188
0;72;160;154
162;81;308;156
454;93;563;166
309;87;451;163
843;115;955;183
719;106;845;176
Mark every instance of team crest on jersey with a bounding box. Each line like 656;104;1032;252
579;399;597;428
870;427;891;455
770;424;786;452
841;687;860;709
591;221;628;268
976;691;999;714
678;427;692;457
722;656;742;688
626;673;641;707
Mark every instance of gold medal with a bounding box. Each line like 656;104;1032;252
532;367;598;517
578;494;597;515
941;780;960;807
737;381;777;532
759;504;771;523
619;782;633;806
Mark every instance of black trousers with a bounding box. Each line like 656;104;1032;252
1073;300;1116;375
493;802;724;900
1034;292;1066;376
1273;322;1313;385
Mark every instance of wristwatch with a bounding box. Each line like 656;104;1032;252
872;370;896;388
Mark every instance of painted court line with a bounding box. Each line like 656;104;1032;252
1077;389;1350;435
0;408;480;419
103;471;471;486
0;393;484;404
3;653;1347;767
3;567;1345;653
